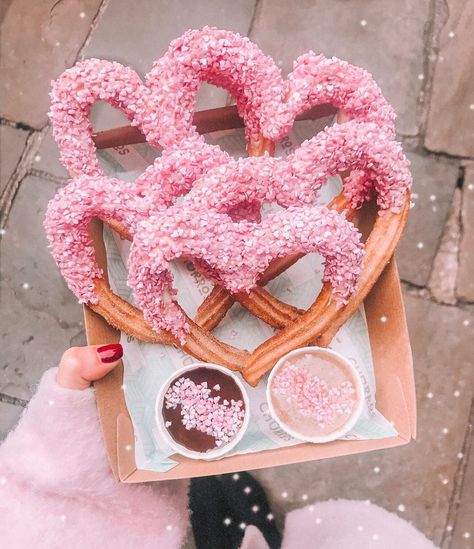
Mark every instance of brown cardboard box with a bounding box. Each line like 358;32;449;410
87;228;415;483
86;108;415;482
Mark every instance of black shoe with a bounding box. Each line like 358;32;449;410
190;471;282;549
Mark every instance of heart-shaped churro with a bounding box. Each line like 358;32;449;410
45;27;412;385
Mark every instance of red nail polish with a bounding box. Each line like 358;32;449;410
97;343;123;364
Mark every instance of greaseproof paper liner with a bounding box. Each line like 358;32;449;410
99;120;397;472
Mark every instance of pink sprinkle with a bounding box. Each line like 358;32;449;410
273;364;355;427
164;377;245;446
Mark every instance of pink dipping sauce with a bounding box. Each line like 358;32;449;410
267;347;363;442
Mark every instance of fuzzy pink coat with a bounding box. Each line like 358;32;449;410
0;368;438;549
0;369;189;548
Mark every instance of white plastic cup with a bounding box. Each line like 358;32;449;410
266;346;364;444
156;363;250;460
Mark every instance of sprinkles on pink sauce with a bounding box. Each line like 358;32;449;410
272;363;355;427
164;377;245;447
45;26;412;340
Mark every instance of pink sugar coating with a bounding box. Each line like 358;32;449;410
49;26;396;179
185;120;411;214
127;205;363;339
44;175;142;303
147;27;396;145
45;27;412;340
272;364;356;427
49;59;150;178
164;377;245;447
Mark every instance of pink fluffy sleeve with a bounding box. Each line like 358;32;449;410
0;368;189;549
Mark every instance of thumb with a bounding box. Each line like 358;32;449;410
57;343;123;390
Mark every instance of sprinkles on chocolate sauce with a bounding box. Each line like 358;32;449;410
44;27;412;340
164;377;245;447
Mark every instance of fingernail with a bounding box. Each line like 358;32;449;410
97;343;123;364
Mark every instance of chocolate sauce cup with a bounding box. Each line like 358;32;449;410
266;347;364;444
156;363;250;460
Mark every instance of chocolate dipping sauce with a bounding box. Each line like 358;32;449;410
162;366;246;453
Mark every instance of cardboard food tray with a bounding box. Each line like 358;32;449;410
87;229;415;484
86;109;416;483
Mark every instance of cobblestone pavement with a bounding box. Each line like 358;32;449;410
1;1;473;547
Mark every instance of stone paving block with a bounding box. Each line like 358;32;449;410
250;0;429;136
448;418;474;549
428;188;461;304
397;149;459;287
253;292;474;546
425;1;474;157
0;124;29;194
0;176;85;400
0;0;102;128
33;127;69;181
82;0;257;130
457;167;474;301
0;400;24;442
